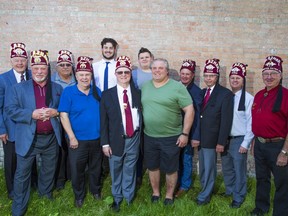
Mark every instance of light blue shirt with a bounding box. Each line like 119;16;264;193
51;72;76;89
230;89;254;149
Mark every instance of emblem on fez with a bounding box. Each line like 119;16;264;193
14;48;24;55
80;63;86;68
120;60;126;66
61;54;69;61
183;62;190;67
34;56;41;63
206;64;215;70
266;61;276;67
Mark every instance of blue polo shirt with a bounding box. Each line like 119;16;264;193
58;84;101;140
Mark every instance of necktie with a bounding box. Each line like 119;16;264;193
103;62;110;90
202;88;211;108
20;73;25;82
123;89;134;137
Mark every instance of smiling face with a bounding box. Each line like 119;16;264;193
11;57;28;74
138;52;153;70
180;68;194;86
229;74;244;93
151;60;169;83
262;69;282;91
31;65;48;84
102;42;116;60
203;73;218;88
115;67;131;88
56;61;73;78
75;71;92;90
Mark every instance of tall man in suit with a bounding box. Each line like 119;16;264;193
196;59;234;205
5;50;62;216
101;56;142;212
0;43;33;200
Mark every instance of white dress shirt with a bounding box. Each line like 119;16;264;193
13;70;26;83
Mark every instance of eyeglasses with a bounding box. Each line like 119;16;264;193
116;71;131;75
262;71;280;78
203;74;218;78
58;63;72;68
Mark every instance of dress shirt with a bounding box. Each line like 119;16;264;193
13;70;26;83
93;59;117;91
230;89;254;149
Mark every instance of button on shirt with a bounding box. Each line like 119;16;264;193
93;59;117;91
116;85;140;133
230;90;254;149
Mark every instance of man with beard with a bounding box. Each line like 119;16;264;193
93;37;118;91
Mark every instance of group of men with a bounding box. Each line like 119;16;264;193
0;38;287;216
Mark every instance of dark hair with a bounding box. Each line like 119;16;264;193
101;38;118;49
138;47;153;58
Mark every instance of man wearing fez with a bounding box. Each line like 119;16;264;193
101;56;142;212
196;59;233;205
221;63;254;208
251;56;288;216
175;59;201;198
52;50;76;190
142;58;194;206
0;43;37;200
5;50;62;216
59;56;102;208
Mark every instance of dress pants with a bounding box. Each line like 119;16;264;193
178;145;194;190
12;134;58;216
109;132;140;204
221;136;247;203
197;148;217;202
254;138;288;216
69;139;102;201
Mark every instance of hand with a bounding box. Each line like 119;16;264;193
176;135;188;148
32;108;49;121
191;140;200;148
0;134;8;144
69;137;79;149
239;146;248;154
276;152;288;167
102;146;112;158
216;144;224;153
44;108;58;118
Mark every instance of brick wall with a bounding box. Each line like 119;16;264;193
0;0;287;174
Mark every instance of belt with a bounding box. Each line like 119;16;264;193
257;137;284;143
228;135;244;140
36;131;54;135
122;129;140;139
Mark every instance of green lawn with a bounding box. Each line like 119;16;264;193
0;170;273;216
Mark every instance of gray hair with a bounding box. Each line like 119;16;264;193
151;58;169;71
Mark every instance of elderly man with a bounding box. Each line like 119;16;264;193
141;58;194;205
175;59;201;198
196;59;233;205
251;56;288;216
221;63;254;208
52;50;76;190
101;56;142;212
5;50;62;216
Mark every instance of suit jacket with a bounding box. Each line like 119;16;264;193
4;79;62;156
200;83;234;149
100;85;142;156
0;69;31;142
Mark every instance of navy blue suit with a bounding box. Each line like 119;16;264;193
5;79;62;216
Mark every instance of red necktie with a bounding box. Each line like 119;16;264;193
123;90;134;137
202;88;211;108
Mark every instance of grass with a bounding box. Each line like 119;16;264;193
0;169;274;216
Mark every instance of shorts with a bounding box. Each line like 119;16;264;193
144;134;180;173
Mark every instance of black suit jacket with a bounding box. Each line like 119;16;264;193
100;85;142;156
200;83;234;149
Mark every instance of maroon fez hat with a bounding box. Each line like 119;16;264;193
262;55;283;73
30;50;49;66
203;58;220;74
180;59;196;73
229;62;248;78
10;42;28;59
57;50;73;64
76;56;94;73
116;55;132;71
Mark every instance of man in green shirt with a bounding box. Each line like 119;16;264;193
141;58;194;205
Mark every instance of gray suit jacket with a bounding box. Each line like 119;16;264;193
5;79;62;156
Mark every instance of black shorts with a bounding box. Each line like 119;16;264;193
144;134;180;173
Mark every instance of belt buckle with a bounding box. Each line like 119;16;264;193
258;137;266;143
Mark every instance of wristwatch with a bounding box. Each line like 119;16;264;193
281;149;288;156
181;132;189;137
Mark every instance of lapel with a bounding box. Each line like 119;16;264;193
111;87;122;116
7;69;18;85
26;80;37;109
202;84;219;112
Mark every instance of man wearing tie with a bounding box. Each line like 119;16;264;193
196;59;234;205
101;56;142;212
0;43;31;200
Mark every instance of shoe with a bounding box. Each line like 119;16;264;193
93;193;101;200
230;200;243;208
250;208;267;216
175;189;187;198
111;202;120;212
163;198;174;206
195;199;210;206
75;199;84;208
151;195;160;203
219;192;232;197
